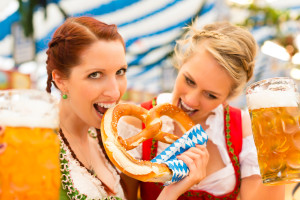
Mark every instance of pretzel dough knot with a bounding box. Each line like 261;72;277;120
101;103;195;182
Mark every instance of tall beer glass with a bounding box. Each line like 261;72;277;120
0;89;60;199
246;77;300;185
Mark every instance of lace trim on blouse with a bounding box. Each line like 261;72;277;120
59;131;125;200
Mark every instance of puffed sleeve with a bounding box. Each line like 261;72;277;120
117;119;143;160
239;135;261;178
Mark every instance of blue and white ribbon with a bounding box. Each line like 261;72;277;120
151;124;208;185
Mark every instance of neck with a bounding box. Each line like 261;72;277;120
59;102;90;141
194;112;214;126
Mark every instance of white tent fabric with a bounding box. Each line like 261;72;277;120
0;0;209;94
0;0;300;107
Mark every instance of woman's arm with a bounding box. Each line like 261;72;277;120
240;175;285;200
157;144;209;200
240;111;285;200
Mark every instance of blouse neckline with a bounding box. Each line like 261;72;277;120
59;128;124;200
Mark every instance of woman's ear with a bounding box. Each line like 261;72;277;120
52;69;67;91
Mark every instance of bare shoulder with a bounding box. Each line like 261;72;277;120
241;110;252;138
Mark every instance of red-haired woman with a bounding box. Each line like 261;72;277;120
45;16;208;200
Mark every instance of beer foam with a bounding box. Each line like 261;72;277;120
247;90;299;110
0;90;59;128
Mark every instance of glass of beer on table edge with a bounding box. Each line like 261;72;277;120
246;77;300;185
0;89;60;199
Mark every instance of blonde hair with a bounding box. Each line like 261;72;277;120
174;21;257;99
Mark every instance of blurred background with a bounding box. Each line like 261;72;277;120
0;0;300;199
0;0;300;107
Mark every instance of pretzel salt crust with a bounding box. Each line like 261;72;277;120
101;103;195;182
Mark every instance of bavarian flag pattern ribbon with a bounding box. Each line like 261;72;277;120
151;124;208;186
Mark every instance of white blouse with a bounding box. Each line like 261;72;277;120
118;93;260;196
59;129;126;200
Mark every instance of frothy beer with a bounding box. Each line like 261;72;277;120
247;78;300;185
0;90;60;199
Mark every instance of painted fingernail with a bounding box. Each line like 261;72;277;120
0;143;4;148
0;126;2;131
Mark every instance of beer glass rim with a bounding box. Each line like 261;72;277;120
0;89;59;128
0;89;48;95
246;77;296;95
0;89;58;101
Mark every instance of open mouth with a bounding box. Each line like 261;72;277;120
178;98;198;116
94;102;116;117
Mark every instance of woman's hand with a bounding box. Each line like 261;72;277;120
0;126;6;154
157;144;209;200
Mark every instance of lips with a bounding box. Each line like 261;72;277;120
178;98;198;116
94;102;116;116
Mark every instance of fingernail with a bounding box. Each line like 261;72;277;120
0;143;4;148
0;126;2;131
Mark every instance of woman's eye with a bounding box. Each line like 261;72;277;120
117;68;127;76
88;72;101;79
185;76;195;86
204;92;217;100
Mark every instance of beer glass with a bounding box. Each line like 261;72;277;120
0;89;60;199
246;77;300;185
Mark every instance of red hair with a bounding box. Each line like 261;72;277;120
46;16;127;197
46;16;125;93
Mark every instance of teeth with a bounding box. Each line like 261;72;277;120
181;100;195;111
97;102;116;108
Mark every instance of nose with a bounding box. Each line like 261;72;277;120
102;77;121;100
185;89;201;107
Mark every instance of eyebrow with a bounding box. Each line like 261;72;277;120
85;64;128;72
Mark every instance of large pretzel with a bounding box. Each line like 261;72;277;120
101;103;195;182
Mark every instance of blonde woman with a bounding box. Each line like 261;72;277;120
120;22;284;200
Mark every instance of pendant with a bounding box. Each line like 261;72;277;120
88;128;98;138
90;167;96;177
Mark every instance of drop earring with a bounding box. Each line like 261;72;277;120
62;94;68;99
